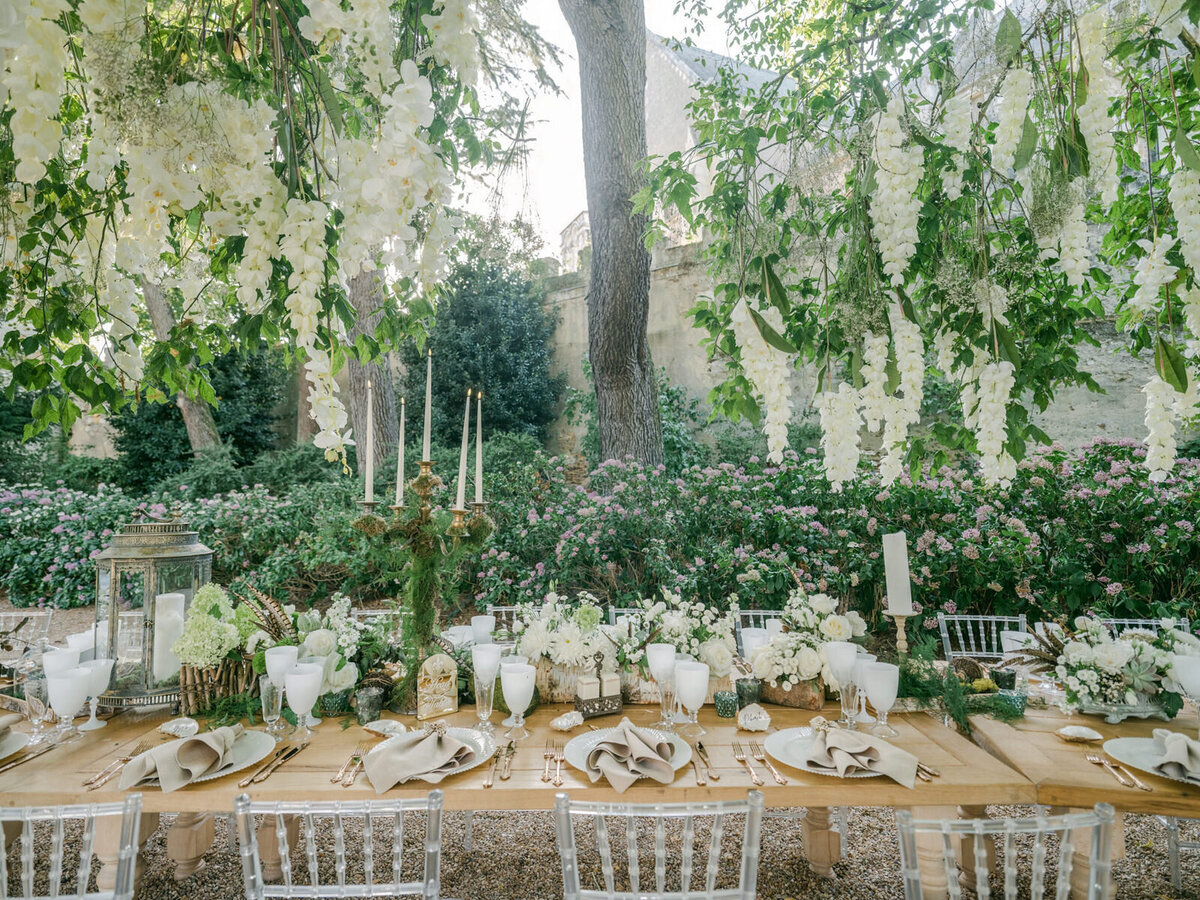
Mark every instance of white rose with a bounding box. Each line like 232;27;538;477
699;639;734;677
846;610;867;637
794;647;823;681
1060;641;1093;665
326;662;358;693
1092;640;1134;673
819;615;853;642
303;628;337;658
810;594;836;615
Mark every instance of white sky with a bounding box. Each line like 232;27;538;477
463;0;733;257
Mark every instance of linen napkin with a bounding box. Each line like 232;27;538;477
362;724;476;793
118;724;244;792
0;713;23;743
803;718;918;788
1152;728;1200;784
584;717;675;793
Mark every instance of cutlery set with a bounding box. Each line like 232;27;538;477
1085;752;1152;791
483;742;515;789
239;743;308;788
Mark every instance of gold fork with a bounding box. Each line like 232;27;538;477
749;741;787;785
552;741;566;787
332;743;367;783
541;739;555;783
85;741;151;789
731;741;764;786
1085;752;1133;788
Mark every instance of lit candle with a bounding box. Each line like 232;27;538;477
422;349;432;461
364;379;374;503
395;397;405;506
455;388;471;510
474;390;483;504
152;593;185;683
883;531;914;615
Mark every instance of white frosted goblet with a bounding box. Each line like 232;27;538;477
42;648;80;678
500;663;535;741
47;667;90;743
675;661;709;738
864;662;900;737
284;663;323;740
1174;655;1200;740
79;658;114;731
765;618;784;637
498;656;529;726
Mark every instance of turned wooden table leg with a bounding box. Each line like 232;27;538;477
957;803;994;891
1053;806;1122;900
258;814;300;882
95;811;159;894
802;806;841;877
904;805;961;900
166;812;215;881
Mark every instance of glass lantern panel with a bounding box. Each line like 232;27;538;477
155;561;198;606
115;610;145;693
94;566;113;658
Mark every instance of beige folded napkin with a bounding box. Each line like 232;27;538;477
0;713;23;742
803;718;917;788
1152;728;1200;784
118;724;244;792
363;725;475;793
584;717;675;794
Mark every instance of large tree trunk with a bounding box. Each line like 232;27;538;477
559;0;664;465
345;270;399;477
141;279;221;454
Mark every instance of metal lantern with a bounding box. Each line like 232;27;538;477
94;510;213;708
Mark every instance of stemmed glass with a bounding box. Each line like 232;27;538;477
259;676;283;742
79;658;114;731
472;644;502;734
42;648;80;678
499;656;528;727
824;641;860;729
500;663;536;741
675;661;710;738
21;676;52;746
46;667;91;744
646;643;677;729
854;653;877;724
265;646;298;738
864;662;900;738
1173;655;1200;740
284;663;323;741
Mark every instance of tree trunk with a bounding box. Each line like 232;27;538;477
345;270;399;477
559;0;664;466
141;279;221;454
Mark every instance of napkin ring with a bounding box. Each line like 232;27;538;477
422;721;447;738
811;716;833;735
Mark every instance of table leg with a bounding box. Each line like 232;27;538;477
801;806;840;877
95;811;160;894
2;821;17;851
166;812;215;881
904;805;960;900
258;814;299;882
1052;806;1122;900
957;804;994;892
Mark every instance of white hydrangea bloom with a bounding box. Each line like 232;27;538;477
990;68;1032;175
1131;234;1179;318
870;95;924;283
816;381;862;492
1169;168;1200;276
1143;374;1178;481
730;300;793;463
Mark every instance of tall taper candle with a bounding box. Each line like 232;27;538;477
455;388;472;510
422;348;432;461
475;390;483;504
395;397;406;506
882;531;914;615
364;379;374;503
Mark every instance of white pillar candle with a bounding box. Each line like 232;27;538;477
883;531;914;615
152;593;186;683
455;388;472;510
364;379;374;503
395;398;405;506
422;349;432;461
474;390;483;504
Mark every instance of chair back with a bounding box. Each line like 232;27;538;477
554;790;763;900
351;609;402;642
896;803;1114;900
0;611;52;665
0;794;142;900
736;610;783;630
1102;617;1191;636
233;790;444;899
606;608;641;626
486;605;523;634
938;613;1027;661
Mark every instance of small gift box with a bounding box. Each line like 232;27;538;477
575;652;622;720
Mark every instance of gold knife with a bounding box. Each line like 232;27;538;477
250;742;308;785
695;742;719;781
238;747;290;789
482;748;502;788
0;744;55;776
499;741;515;780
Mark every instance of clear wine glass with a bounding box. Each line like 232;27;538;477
854;653;877;724
864;662;900;738
824;641;860;729
21;676;51;746
675;661;710;738
284;663;323;741
472;644;502;734
646;643;677;729
1173;655;1200;740
46;667;90;744
260;676;283;741
500;663;535;742
265;646;298;736
79;658;114;731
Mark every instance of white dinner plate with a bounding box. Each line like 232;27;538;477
1103;736;1194;786
764;726;881;778
0;731;30;763
367;727;496;783
563;727;691;777
131;730;277;787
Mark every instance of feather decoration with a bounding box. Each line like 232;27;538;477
233;586;298;642
1003;626;1066;674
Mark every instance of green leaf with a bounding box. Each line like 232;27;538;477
314;67;343;136
1074;63;1089;108
995;10;1023;65
1174;127;1200;173
762;258;790;317
1014;113;1038;170
1155;336;1190;392
1193;53;1200;90
746;306;797;355
885;356;901;395
994;323;1022;375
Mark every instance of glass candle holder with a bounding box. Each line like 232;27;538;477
714;691;738;718
355;685;385;726
735;677;761;709
992;668;1016;691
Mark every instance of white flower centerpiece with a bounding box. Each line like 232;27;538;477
1055;617;1200;723
515;592;616;702
750;588;866;709
624;588;738;703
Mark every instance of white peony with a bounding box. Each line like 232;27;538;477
819;615;853;642
1060;640;1094;666
795;647;823;681
810;594;836;615
302;628;337;658
1092;640;1134;674
846;610;868;638
699;639;734;678
326;662;359;694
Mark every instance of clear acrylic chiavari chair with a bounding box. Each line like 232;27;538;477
554;790;764;900
233;790;445;899
895;803;1114;900
0;794;143;900
937;613;1027;662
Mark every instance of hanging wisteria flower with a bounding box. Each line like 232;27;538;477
990;67;1032;176
1169;168;1200;276
974;278;1010;330
3;0;69;184
975;360;1017;487
731;300;793;463
421;0;482;87
1143;0;1188;46
1130;234;1179;319
878;303;924;485
1143;374;1178;482
942;90;974;153
858;332;889;432
1183;286;1200;358
816;381;862;492
870;95;924;282
1076;10;1121;204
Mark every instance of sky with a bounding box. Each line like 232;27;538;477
461;0;733;259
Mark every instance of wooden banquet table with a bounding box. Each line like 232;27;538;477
0;703;1034;898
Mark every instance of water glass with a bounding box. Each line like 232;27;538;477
498;656;529;727
284;663;323;741
21;676;51;746
79;658;114;731
260;676;284;741
864;662;900;738
853;653;877;724
472;643;502;733
46;667;90;744
675;661;710;737
500;663;535;742
824;641;860;729
646;643;677;729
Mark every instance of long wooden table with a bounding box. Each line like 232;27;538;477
0;703;1034;897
